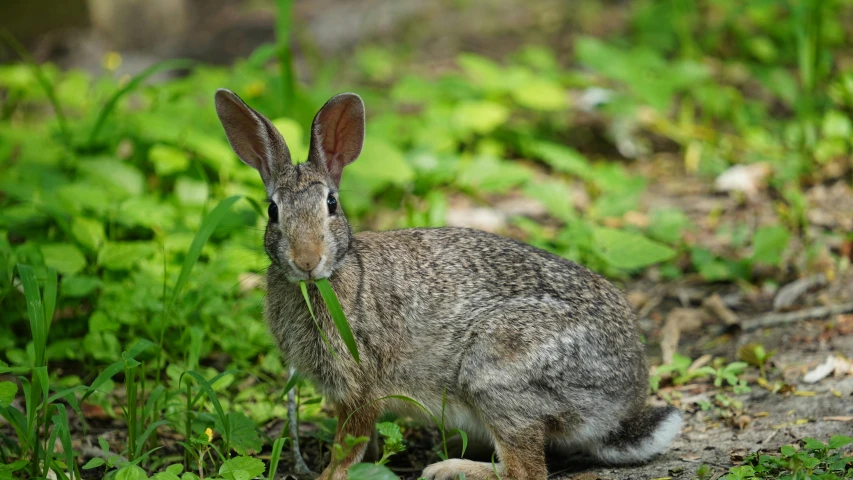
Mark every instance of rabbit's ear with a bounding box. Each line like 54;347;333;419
215;89;291;188
308;93;365;187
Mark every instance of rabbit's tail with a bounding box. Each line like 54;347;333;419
592;406;682;465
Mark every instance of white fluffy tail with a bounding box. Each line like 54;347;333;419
593;406;683;465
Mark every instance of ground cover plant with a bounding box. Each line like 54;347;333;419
1;0;853;478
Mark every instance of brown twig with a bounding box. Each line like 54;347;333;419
742;302;853;331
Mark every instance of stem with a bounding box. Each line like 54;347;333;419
185;380;192;470
126;366;137;461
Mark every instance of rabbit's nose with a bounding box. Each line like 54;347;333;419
292;249;321;274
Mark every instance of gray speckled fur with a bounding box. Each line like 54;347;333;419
215;89;681;480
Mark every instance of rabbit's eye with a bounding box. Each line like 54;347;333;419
326;193;338;215
268;202;278;222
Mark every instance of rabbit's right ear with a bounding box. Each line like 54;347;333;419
215;89;291;189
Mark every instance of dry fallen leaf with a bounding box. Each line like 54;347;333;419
714;162;771;198
803;355;853;383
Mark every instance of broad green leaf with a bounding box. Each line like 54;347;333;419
117;196;177;229
525;140;593;179
452;101;509;135
347;136;414;189
511;78;567;111
82;458;105;469
218;456;265;480
115;465;149;480
347;463;398;480
61;275;101;298
524;181;574;222
592;227;676;270
151;474;180;480
751;225;790;266
647;209;692;245
222;411;262;455
0;381;16;408
98;242;156;271
829;435;853;449
78;159;145;199
71;216;106;251
149;144;190;176
822;110;852;139
457;156;532;194
40;243;87;275
174;177;209;206
315;278;359;363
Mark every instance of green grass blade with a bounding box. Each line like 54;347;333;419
43;268;57;335
299;281;338;359
52;404;75;480
274;0;297;112
180;371;228;439
268;437;287;480
80;360;124;403
17;264;46;367
314;278;359;363
87;58;195;145
0;30;71;148
170;195;242;306
134;420;170;458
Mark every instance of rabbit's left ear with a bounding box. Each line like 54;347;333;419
308;93;365;187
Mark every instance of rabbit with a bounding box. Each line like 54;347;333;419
214;88;682;480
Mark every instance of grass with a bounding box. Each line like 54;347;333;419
2;0;853;477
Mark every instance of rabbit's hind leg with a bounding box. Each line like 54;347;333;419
421;424;547;480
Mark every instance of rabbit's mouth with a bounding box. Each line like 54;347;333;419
283;254;331;283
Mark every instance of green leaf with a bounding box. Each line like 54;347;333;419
151;474;180;480
299;281;337;358
0;381;17;408
149;145;190;176
98;242;156;271
78;159;145;199
647;209;692;245
751;225;790;266
17;264;47;366
61;275;101;298
592;227;676;270
346;463;399;480
525;140;593;179
511;78;567;111
377;421;404;453
81;458;105;469
457;156;532;194
523;181;574;222
780;445;796;457
40;243;87;275
452;100;510;135
803;437;826;451
828;435;853;449
115;465;149;480
218;456;265;480
222;411;262;455
316;278;360;363
174;177;209;206
71;217;106;251
344;136;414;195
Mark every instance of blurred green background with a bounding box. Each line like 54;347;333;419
1;0;853;478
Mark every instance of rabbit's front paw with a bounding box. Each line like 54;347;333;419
422;459;498;480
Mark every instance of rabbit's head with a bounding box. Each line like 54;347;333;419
215;89;365;282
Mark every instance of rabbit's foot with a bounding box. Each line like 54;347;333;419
421;459;500;480
315;466;346;480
